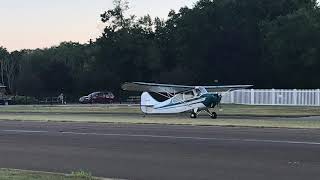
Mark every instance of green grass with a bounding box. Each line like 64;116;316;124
0;104;320;116
219;104;320;116
0;104;319;128
0;111;318;129
0;169;104;180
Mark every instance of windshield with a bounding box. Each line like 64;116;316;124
195;87;207;96
199;87;208;94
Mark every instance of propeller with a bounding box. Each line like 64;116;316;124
209;93;223;111
217;93;224;112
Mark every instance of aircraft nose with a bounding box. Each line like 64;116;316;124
203;94;221;108
217;94;222;102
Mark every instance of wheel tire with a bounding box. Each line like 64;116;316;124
190;113;197;119
211;112;217;119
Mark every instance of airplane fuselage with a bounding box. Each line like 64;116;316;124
141;93;221;114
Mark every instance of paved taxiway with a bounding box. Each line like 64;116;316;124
0;120;320;180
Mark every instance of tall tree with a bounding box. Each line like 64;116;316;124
0;46;9;85
261;7;320;88
2;0;320;100
3;51;20;93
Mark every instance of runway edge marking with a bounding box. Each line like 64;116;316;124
2;129;320;146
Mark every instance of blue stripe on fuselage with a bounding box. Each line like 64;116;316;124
154;96;205;110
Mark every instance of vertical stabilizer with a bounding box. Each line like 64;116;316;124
141;92;159;106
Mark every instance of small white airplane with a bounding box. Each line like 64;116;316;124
122;82;252;119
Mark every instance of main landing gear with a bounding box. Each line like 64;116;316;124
209;111;218;119
190;112;197;118
190;109;217;119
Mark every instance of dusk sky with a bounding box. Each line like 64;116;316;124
0;0;197;51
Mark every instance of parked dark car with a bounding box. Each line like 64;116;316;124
79;91;115;104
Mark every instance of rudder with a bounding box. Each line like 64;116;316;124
141;92;159;106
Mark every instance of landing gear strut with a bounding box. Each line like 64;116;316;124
190;109;217;119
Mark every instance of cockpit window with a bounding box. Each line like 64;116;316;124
183;91;195;100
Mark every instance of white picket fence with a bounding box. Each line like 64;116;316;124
221;89;320;106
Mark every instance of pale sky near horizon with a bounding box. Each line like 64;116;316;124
0;0;197;51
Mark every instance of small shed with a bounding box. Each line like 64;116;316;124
0;84;6;96
0;84;10;105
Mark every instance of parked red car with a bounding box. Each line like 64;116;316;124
79;91;115;104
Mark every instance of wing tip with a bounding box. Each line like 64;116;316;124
121;82;131;91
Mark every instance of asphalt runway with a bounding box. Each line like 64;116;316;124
0;120;320;180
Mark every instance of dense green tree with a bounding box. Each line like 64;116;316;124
261;7;320;88
95;0;162;96
0;46;9;86
1;0;320;101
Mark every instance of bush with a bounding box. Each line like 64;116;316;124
70;170;95;180
12;96;38;105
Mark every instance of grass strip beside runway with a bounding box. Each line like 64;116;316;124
0;104;319;128
0;113;319;129
0;169;107;180
0;104;320;116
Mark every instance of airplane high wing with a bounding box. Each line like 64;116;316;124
121;82;253;94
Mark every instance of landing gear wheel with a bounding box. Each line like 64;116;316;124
190;112;197;119
211;112;217;119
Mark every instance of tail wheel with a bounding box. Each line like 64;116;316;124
211;112;217;119
190;112;197;119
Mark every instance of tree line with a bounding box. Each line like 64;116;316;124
0;0;319;101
